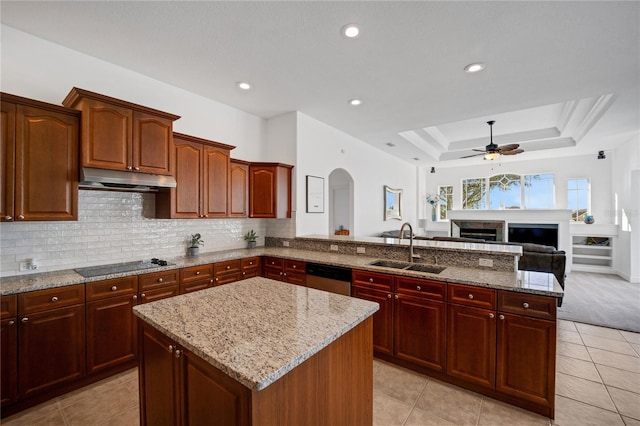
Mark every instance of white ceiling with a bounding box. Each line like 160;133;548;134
2;1;638;167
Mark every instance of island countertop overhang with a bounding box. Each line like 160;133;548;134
132;277;379;391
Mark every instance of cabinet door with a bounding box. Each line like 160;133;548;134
496;313;556;407
133;111;173;175
173;140;203;218
283;272;306;286
18;305;85;398
181;349;250;426
86;295;138;374
249;166;277;218
203;146;229;218
395;295;446;372
139;323;180;426
1;101;16;222
446;304;496;388
229;161;249;217
352;286;394;356
1;317;18;405
15;105;78;221
81;98;132;171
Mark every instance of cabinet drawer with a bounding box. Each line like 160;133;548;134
139;285;179;304
139;270;179;290
498;291;557;320
1;294;17;319
395;277;446;300
180;280;211;294
284;259;305;273
181;264;213;284
18;284;85;315
86;276;138;301
214;260;241;275
214;272;241;286
352;270;394;291
448;284;496;310
241;257;261;271
263;256;284;270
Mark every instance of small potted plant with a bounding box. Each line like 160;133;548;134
244;230;258;249
187;233;204;256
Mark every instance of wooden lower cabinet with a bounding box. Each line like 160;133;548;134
395;294;446;372
496;313;556;407
18;304;86;398
1;317;18;405
240;257;261;279
214;260;242;286
352;286;394;356
446;303;496;388
262;257;306;285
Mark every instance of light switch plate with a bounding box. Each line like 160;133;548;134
479;258;493;267
283;241;290;247
356;247;366;254
330;245;339;251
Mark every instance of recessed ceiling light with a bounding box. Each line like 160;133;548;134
236;81;252;90
348;99;362;106
341;24;360;38
464;62;485;73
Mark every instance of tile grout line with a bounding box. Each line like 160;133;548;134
400;374;430;426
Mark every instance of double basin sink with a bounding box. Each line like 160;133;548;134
368;260;446;274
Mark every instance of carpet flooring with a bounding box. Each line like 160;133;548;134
557;271;640;333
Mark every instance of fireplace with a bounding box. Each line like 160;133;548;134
451;220;505;242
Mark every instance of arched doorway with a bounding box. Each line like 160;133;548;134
328;168;354;235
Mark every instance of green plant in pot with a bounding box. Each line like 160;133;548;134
244;230;258;249
187;233;204;256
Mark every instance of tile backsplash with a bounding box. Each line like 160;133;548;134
0;190;294;277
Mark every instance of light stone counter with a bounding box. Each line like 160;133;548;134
132;277;379;390
0;246;563;297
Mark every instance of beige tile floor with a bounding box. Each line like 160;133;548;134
3;319;639;425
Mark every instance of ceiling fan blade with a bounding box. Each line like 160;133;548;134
460;152;485;158
472;148;486;152
501;149;524;155
496;144;519;151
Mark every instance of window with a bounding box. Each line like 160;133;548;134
462;178;486;209
524;174;554;208
438;185;453;220
567;178;590;221
462;173;555;210
489;174;521;209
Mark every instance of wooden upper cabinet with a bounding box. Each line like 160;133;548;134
249;163;293;218
156;133;234;219
229;159;249;217
62;87;179;175
1;93;79;222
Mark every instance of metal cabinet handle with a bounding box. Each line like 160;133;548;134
210;279;214;283
283;272;287;277
215;278;219;282
8;320;15;325
416;285;422;291
195;271;200;275
292;265;296;269
394;294;399;300
51;296;58;302
489;313;495;319
4;216;12;221
140;293;146;299
158;278;163;283
127;166;133;170
499;315;505;320
21;317;28;323
111;286;118;291
369;278;374;283
204;215;208;218
522;302;529;309
242;272;246;276
468;294;474;300
387;294;392;299
226;265;230;270
134;166;140;171
132;295;138;300
174;349;182;358
18;215;24;220
168;345;174;353
249;262;253;265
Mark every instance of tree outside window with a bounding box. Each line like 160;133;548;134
462;178;486;209
567;178;590;221
462;173;555;210
438;185;453;220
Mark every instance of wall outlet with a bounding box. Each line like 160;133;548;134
479;258;493;267
282;241;290;247
330;245;339;251
19;259;38;271
356;246;366;254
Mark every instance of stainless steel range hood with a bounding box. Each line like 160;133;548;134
79;167;176;192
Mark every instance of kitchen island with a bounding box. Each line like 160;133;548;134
132;277;379;426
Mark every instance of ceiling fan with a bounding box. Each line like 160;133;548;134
461;120;524;160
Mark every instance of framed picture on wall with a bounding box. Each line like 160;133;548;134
306;175;324;213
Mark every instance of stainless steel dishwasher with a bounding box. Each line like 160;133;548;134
305;263;352;296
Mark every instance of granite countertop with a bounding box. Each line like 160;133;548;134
132;277;379;390
0;247;563;297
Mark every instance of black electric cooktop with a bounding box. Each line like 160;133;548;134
74;258;172;278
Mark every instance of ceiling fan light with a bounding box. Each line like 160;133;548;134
484;152;501;160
